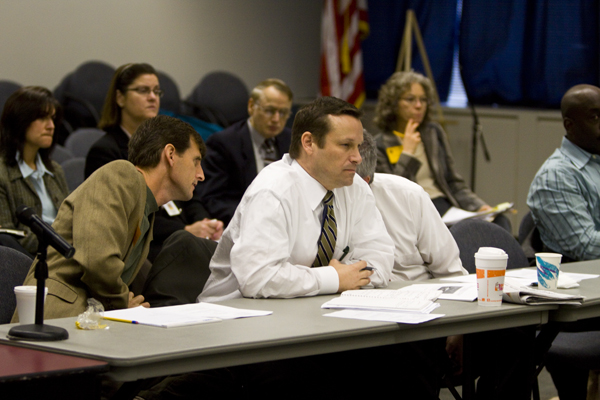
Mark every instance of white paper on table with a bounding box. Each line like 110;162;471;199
506;269;598;288
441;274;476;283
420;283;478;302
103;302;272;328
324;309;444;324
321;285;442;313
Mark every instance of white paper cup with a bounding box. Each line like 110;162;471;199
535;253;562;290
14;285;48;325
475;247;508;307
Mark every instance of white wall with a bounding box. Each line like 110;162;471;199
0;0;322;98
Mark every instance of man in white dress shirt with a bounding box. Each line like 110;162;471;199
138;98;442;400
355;129;467;281
200;96;394;302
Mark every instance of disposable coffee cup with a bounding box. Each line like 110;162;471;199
14;285;48;325
535;253;562;290
475;247;508;307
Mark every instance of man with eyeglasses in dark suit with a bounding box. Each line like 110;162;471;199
197;79;293;226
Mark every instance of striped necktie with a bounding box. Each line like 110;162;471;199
260;138;278;166
312;191;337;267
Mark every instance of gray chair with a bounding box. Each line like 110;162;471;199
518;211;545;264
450;218;529;273
545;330;600;400
183;71;249;128
0;80;21;112
157;71;182;114
50;144;75;165
64;128;105;158
53;60;115;144
0;246;33;323
61;157;86;192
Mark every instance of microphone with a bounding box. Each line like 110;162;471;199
16;206;75;259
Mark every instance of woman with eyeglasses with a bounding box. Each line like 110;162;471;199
85;63;162;177
0;86;69;257
373;71;493;217
86;63;223;261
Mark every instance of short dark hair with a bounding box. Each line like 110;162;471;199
356;129;377;184
99;63;157;129
250;78;293;103
289;96;362;159
129;115;206;169
0;86;62;171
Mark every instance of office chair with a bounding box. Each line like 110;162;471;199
450;218;529;273
61;157;86;192
0;246;33;324
50;144;75;165
545;330;600;400
156;71;182;114
64;128;105;158
0;80;21;111
54;60;115;143
183;71;249;128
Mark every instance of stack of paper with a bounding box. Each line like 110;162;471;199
442;202;513;226
322;285;445;324
322;286;440;313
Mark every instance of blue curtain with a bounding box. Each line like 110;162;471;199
363;0;458;101
460;0;599;108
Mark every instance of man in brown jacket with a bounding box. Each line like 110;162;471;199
16;115;206;320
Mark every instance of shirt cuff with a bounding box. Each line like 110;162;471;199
315;266;339;294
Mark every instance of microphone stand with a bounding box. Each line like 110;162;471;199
468;101;491;191
8;238;69;341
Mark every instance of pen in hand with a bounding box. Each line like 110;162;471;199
338;246;373;270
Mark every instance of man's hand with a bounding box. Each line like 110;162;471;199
330;259;373;292
402;119;421;155
128;291;150;308
184;218;224;240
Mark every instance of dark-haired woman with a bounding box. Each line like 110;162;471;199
0;86;69;256
84;63;161;177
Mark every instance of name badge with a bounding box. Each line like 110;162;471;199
163;201;181;216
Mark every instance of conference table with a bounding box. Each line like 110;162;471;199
0;260;598;397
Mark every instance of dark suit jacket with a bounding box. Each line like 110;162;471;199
375;122;485;211
197;119;292;225
85;125;129;178
83;125;210;260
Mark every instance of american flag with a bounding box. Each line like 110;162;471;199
320;0;369;108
